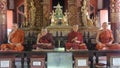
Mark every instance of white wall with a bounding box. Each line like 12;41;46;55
98;0;103;9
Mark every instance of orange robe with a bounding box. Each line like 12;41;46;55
96;29;120;50
0;29;24;51
65;31;87;49
33;33;54;49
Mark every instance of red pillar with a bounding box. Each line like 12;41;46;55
110;0;120;43
0;0;7;44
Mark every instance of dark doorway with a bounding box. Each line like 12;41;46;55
52;0;65;12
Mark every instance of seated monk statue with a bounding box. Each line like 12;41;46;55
33;28;54;50
96;22;120;50
0;23;24;51
65;25;87;50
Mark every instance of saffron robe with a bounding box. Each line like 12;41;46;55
65;31;87;49
96;29;120;50
33;33;54;49
0;29;24;51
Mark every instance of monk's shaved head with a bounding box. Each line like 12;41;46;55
72;24;79;32
102;22;108;25
12;23;18;31
102;22;108;29
41;28;48;36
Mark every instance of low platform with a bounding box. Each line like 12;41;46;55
0;50;120;68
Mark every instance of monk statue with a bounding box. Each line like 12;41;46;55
33;28;54;50
30;0;36;27
65;25;87;50
0;23;24;51
96;22;120;50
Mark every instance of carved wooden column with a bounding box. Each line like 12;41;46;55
68;0;78;25
34;0;43;27
110;0;120;42
0;0;7;44
43;0;51;26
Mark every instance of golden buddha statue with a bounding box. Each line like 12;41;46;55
62;10;69;25
81;0;94;27
86;16;93;27
50;3;69;26
81;0;88;27
50;10;57;26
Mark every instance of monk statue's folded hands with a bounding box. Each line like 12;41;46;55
108;41;112;44
16;43;21;46
98;42;102;46
46;43;52;46
72;37;78;41
36;47;41;50
37;43;51;46
74;40;80;43
79;43;85;46
10;43;14;45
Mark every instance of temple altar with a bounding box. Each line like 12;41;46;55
47;25;71;37
20;0;99;51
47;3;72;48
1;0;120;68
48;3;71;35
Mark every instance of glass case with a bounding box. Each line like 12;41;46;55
47;52;73;68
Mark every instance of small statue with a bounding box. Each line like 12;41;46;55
81;0;94;27
30;0;36;27
50;10;57;26
87;17;93;27
81;0;88;27
62;10;69;25
93;16;98;27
